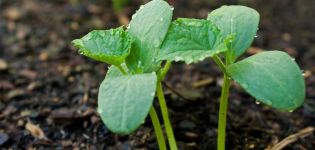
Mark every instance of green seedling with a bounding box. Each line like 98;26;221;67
72;0;305;149
158;5;305;150
73;0;177;149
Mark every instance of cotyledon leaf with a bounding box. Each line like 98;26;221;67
207;5;259;60
126;0;173;73
158;18;227;64
72;27;132;66
98;70;157;134
227;51;305;110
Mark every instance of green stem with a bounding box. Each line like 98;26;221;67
117;65;127;75
115;65;167;149
149;106;167;150
217;74;231;150
159;61;172;81
213;55;228;75
156;82;178;150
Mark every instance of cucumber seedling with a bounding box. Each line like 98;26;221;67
72;0;177;149
158;5;305;150
72;0;305;149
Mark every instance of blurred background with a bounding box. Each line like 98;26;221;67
0;0;315;149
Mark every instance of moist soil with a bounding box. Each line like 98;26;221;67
1;0;315;149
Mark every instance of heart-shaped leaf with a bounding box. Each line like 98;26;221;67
158;18;227;64
98;68;157;134
227;51;305;110
126;0;173;73
72;27;132;66
207;5;259;60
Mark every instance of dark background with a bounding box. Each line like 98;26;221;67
0;0;315;149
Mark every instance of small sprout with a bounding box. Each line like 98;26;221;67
72;1;306;150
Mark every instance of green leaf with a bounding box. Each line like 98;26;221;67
72;27;132;66
98;71;157;134
158;18;227;64
207;5;259;60
126;0;173;73
227;51;305;110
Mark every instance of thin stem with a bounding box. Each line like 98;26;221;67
156;81;178;150
159;61;172;81
149;106;167;150
213;55;228;75
217;74;231;150
115;65;167;149
117;65;127;75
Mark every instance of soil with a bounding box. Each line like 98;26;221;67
1;0;315;149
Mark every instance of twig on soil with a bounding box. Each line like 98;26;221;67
116;12;129;26
268;127;314;150
162;81;189;101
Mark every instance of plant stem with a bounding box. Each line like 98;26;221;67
115;65;167;149
159;61;172;81
213;55;228;75
149;106;167;150
217;74;231;150
117;65;127;74
156;82;178;150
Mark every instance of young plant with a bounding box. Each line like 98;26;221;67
72;0;305;149
72;0;177;150
158;5;305;150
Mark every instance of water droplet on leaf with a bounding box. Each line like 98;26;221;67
97;108;103;114
255;101;261;105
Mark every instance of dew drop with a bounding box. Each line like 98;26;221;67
153;39;160;48
137;61;142;67
255;101;261;105
292;58;295;61
288;110;294;113
242;84;248;89
174;56;182;61
97;107;103;114
302;73;306;77
265;100;272;105
254;35;258;38
171;7;174;11
139;5;144;9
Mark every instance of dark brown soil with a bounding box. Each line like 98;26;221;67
1;0;315;149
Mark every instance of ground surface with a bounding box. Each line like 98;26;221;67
0;0;315;149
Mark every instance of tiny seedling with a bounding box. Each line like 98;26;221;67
73;1;177;150
158;5;305;150
72;0;305;150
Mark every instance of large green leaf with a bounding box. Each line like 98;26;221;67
98;71;157;134
158;18;227;64
72;27;132;66
207;5;259;60
227;51;305;110
126;0;173;73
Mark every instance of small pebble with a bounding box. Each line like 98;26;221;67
0;133;9;146
0;59;8;70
